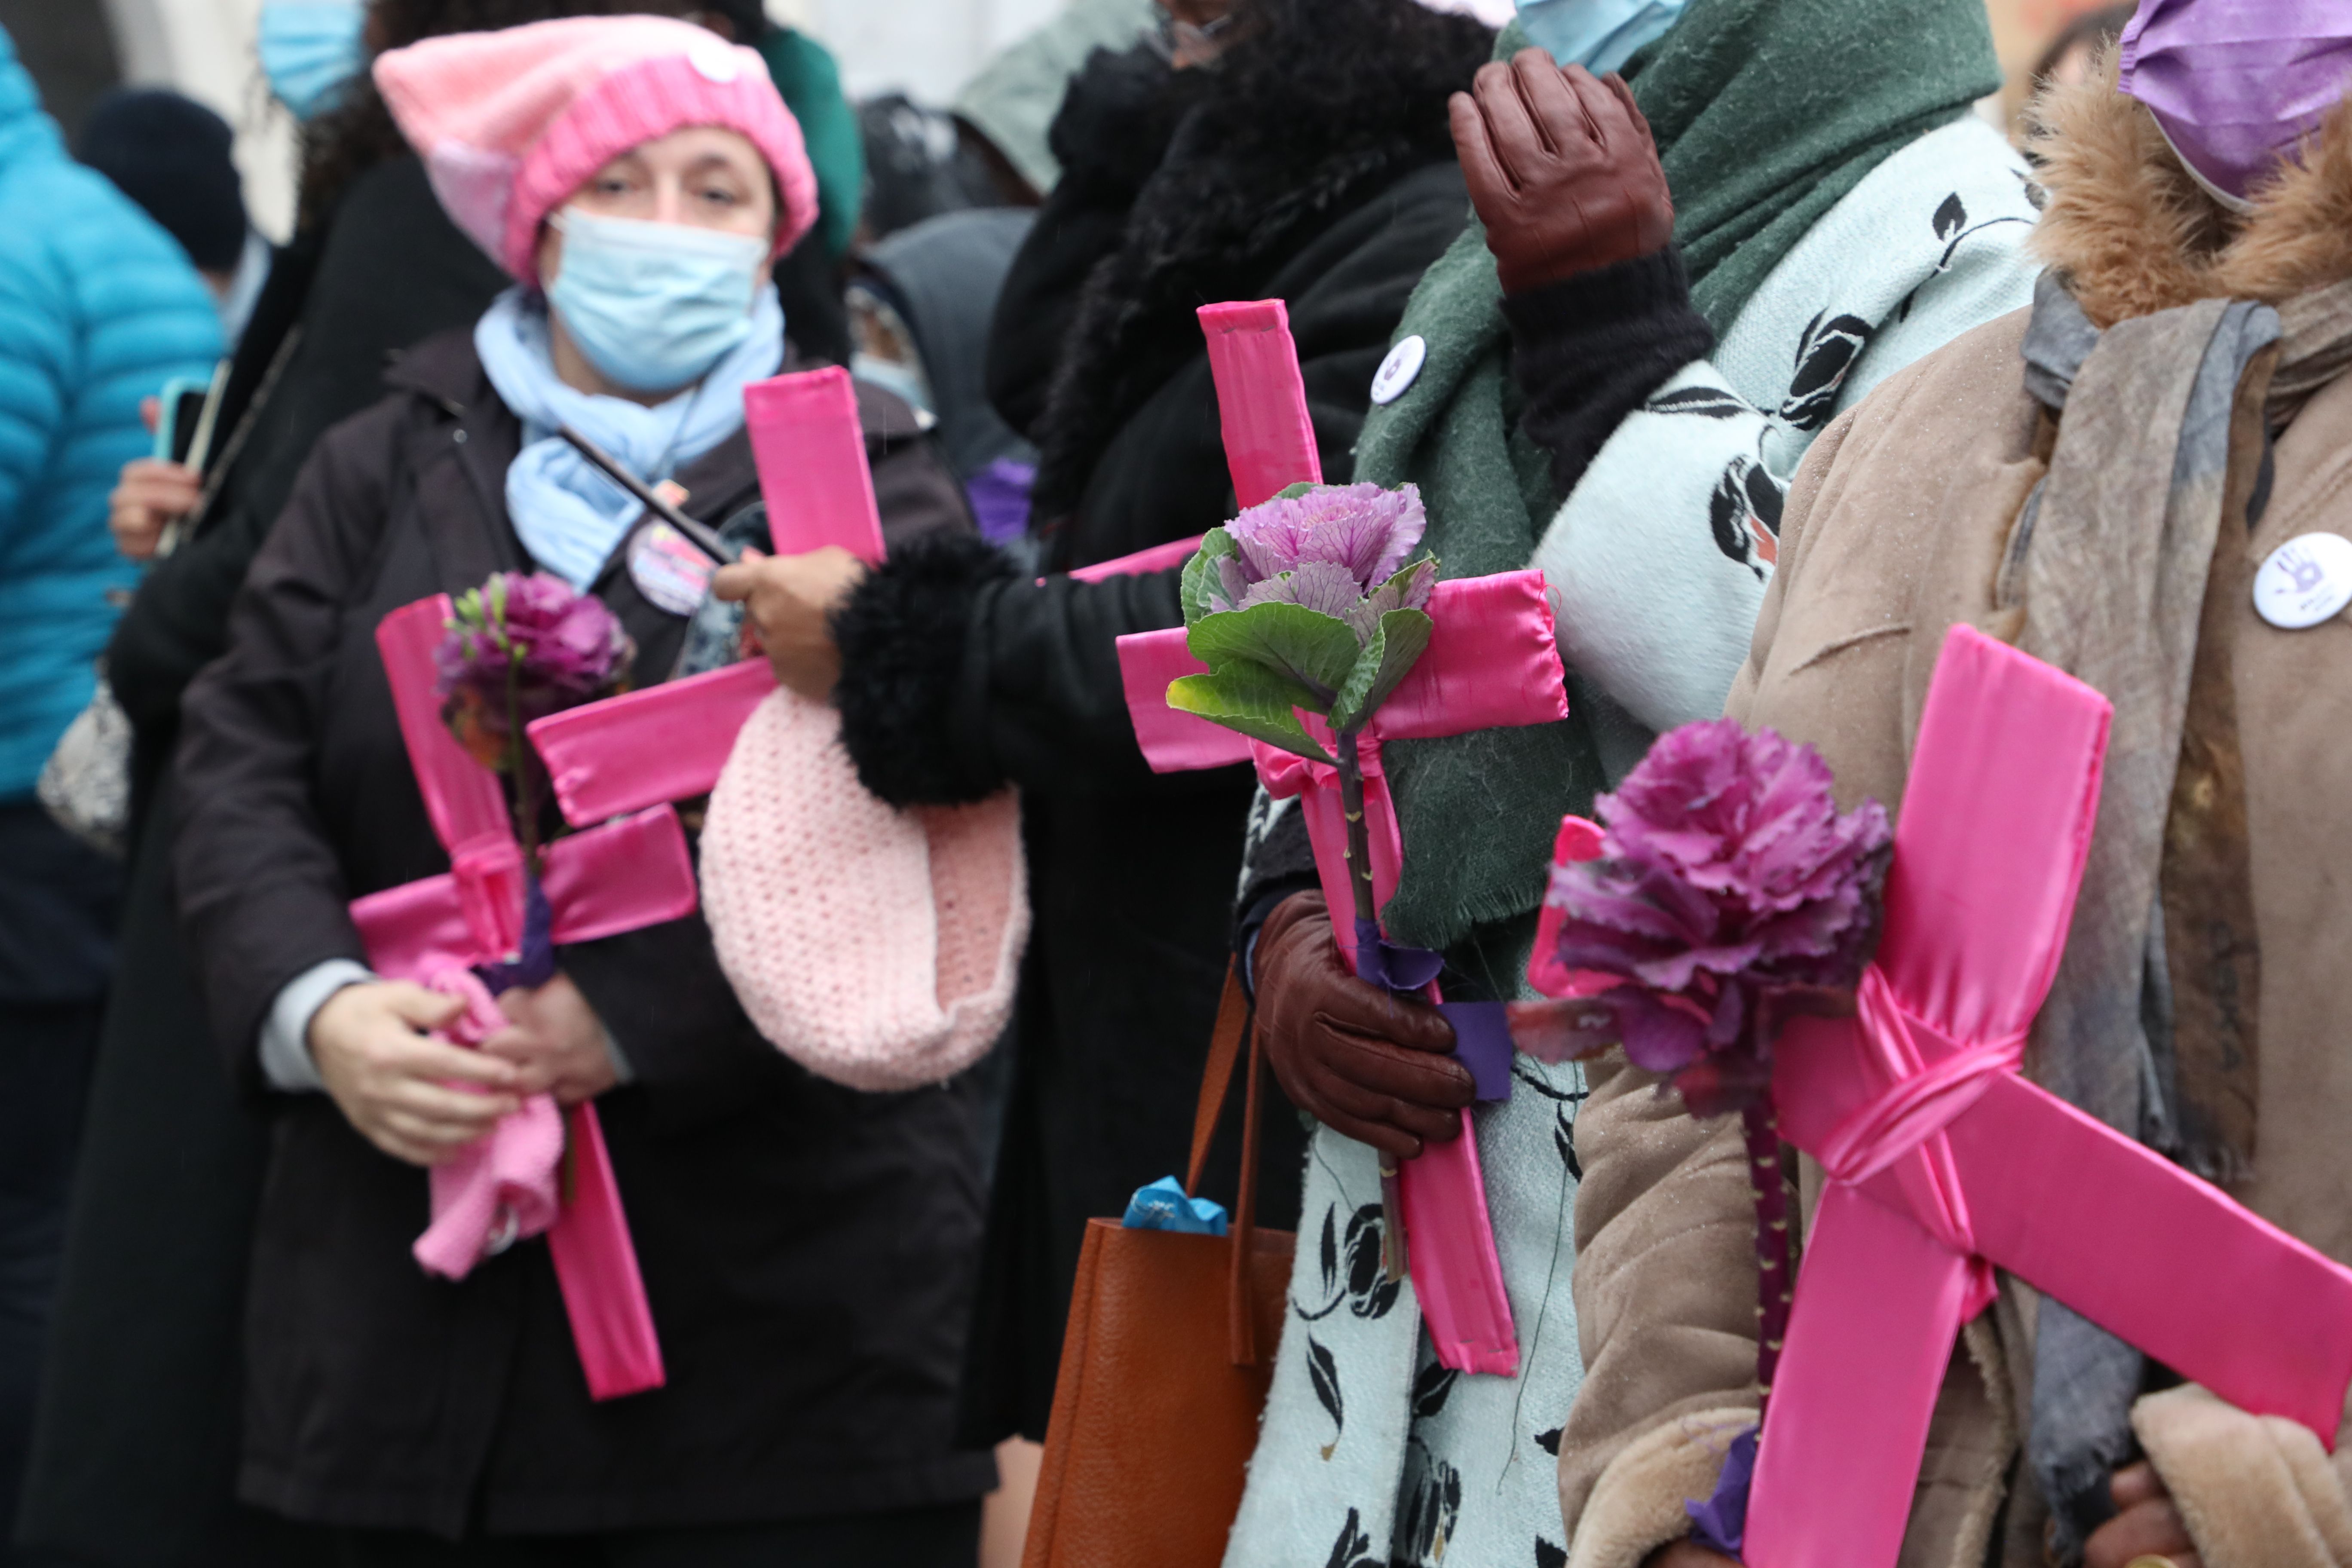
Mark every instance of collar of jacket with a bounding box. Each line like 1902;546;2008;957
379;327;767;595
2032;54;2352;329
1028;7;1492;520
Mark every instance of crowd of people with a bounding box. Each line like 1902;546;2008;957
2;0;2344;1567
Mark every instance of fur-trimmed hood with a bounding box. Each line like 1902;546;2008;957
2029;50;2352;328
1024;0;1492;522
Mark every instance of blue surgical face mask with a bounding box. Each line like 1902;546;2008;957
258;0;365;122
1515;0;1686;75
545;210;770;395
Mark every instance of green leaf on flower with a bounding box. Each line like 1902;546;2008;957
1187;600;1363;708
1329;607;1433;732
1181;528;1240;625
1167;665;1335;765
1273;481;1320;501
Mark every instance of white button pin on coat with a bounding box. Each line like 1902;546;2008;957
1370;334;1426;406
689;39;741;82
2254;532;2352;629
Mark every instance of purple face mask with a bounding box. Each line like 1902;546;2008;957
2119;0;2352;208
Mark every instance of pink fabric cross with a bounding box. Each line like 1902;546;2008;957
353;367;889;1402
1741;625;2352;1568
356;594;684;1402
527;364;885;824
1113;300;1572;1376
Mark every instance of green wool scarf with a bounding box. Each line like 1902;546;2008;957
1363;0;2002;967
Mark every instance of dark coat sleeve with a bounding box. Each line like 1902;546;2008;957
172;407;402;1071
833;535;1198;805
1503;245;1716;499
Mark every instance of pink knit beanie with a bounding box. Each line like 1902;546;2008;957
374;15;820;282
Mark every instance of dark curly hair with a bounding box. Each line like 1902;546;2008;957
294;0;702;233
1028;0;1493;524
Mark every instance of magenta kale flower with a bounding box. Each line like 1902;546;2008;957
1203;482;1434;638
435;572;632;768
1542;719;1892;1115
1172;482;1440;756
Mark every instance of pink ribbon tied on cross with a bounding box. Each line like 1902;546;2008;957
410;964;565;1275
1739;624;2352;1568
355;594;686;1401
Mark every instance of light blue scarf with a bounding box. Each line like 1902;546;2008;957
473;285;785;589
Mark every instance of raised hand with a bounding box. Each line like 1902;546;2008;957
1450;48;1674;294
711;544;868;701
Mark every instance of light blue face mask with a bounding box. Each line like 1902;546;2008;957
1515;0;1686;75
257;0;365;122
545;210;769;395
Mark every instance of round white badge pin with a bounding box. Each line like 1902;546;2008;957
688;40;741;82
1370;334;1426;406
2253;532;2352;629
628;521;717;616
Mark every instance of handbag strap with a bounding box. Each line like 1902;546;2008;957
1182;965;1268;1369
1184;966;1251;1197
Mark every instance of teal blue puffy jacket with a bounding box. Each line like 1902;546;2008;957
0;24;220;799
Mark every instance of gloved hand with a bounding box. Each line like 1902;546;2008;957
1253;890;1473;1158
1450;48;1674;295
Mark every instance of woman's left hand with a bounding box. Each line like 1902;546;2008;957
711;545;868;701
484;973;620;1106
1452;49;1674;295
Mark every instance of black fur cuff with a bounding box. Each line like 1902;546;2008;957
1504;246;1718;499
832;532;1018;807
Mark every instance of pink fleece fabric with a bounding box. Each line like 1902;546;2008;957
372;15;818;281
411;965;566;1280
699;688;1029;1092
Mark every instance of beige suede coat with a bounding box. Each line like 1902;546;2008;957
1558;68;2352;1568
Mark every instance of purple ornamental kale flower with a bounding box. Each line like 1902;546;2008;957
435;572;632;766
1207;483;1433;638
1545;718;1892;1114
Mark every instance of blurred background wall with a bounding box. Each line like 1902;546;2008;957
0;0;2140;245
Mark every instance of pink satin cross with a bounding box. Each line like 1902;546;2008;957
355;595;682;1402
1112;300;1573;1376
527;365;888;823
352;367;892;1402
1740;625;2352;1568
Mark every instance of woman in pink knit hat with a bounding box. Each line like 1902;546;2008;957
168;15;991;1562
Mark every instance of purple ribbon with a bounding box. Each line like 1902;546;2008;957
475;870;556;994
1354;919;1513;1103
1687;1424;1759;1559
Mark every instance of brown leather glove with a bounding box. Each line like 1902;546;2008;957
1450;48;1674;295
1253;890;1473;1158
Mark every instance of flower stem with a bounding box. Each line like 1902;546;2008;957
1332;727;1378;929
505;659;541;874
1335;724;1405;1281
1743;1094;1792;1427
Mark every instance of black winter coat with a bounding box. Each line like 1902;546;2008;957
171;327;992;1536
827;22;1488;1443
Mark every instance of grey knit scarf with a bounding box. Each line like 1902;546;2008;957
2009;268;2352;1559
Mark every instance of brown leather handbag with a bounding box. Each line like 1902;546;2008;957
1021;967;1294;1568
